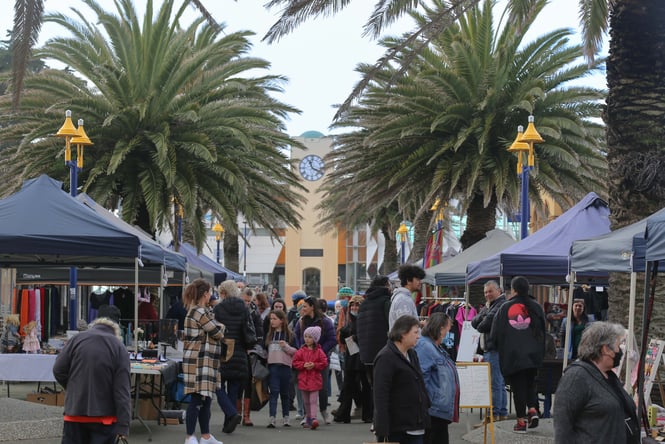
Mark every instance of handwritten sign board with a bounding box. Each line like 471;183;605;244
456;321;481;362
457;362;491;408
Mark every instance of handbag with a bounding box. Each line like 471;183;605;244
251;355;270;380
220;338;235;363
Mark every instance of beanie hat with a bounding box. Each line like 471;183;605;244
304;326;322;344
292;290;307;302
337;287;354;298
98;304;121;324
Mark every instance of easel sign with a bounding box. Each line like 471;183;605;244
456;321;481;362
632;339;665;403
457;362;494;444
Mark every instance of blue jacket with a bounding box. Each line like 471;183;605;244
414;336;459;422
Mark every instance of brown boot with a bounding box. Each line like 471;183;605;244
242;398;253;426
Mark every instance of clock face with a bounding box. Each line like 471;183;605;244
299;155;325;181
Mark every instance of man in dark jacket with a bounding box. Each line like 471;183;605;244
471;280;507;421
214;280;256;433
53;304;131;444
356;275;392;423
490;276;546;434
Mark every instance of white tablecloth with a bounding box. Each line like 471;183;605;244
0;354;57;382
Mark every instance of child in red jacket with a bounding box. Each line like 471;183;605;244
292;326;328;429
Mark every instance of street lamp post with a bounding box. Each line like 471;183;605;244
508;115;544;239
56;110;93;330
398;222;408;264
212;222;224;264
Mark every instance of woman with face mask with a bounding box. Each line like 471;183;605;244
553;322;639;444
333;295;371;423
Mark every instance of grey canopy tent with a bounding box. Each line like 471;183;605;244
568;216;652;375
424;229;516;286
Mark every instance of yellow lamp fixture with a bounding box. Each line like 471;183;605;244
70;119;93;169
397;222;409;242
519;115;544;168
56;110;78;163
508;125;530;174
212;222;224;241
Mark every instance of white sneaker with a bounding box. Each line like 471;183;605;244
295;413;304;420
322;410;332;425
267;416;276;428
200;434;222;444
283;416;291;427
185;437;198;444
300;418;307;426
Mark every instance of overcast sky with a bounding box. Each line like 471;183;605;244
1;0;606;137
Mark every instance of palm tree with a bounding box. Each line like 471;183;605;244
318;0;607;255
10;0;221;109
268;0;665;335
0;0;306;252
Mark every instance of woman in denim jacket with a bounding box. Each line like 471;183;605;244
414;313;460;444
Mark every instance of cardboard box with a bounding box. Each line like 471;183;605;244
138;396;163;421
26;390;65;406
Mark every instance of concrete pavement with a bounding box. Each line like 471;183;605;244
0;381;555;443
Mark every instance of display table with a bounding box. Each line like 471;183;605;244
0;354;57;382
131;359;179;441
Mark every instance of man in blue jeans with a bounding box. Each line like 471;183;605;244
471;280;508;422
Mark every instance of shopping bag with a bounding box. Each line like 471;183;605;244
329;351;342;371
250;378;269;411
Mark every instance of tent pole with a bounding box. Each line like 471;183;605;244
134;257;139;353
563;271;576;369
626;269;637;392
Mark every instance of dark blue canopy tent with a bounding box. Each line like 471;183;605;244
466;192;611;285
0;175;141;266
15;193;188;286
177;243;243;285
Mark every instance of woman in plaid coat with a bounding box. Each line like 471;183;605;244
183;279;226;444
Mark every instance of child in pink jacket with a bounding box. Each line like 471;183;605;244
292;326;328;429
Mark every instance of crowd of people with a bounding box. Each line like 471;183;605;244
48;265;637;444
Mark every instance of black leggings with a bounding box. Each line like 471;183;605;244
506;368;538;419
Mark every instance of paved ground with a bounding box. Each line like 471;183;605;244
0;381;554;443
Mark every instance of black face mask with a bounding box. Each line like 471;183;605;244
612;348;623;368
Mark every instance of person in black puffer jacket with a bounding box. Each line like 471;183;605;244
356;275;392;423
213;280;257;433
373;315;430;444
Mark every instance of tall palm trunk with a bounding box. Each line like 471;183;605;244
407;210;433;264
381;224;398;275
224;232;240;274
606;0;665;340
460;192;497;249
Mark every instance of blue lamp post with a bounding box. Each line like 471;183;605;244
398;222;408;264
56;110;93;330
212;222;224;263
508;115;544;239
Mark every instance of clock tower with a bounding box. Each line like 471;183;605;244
284;131;340;301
